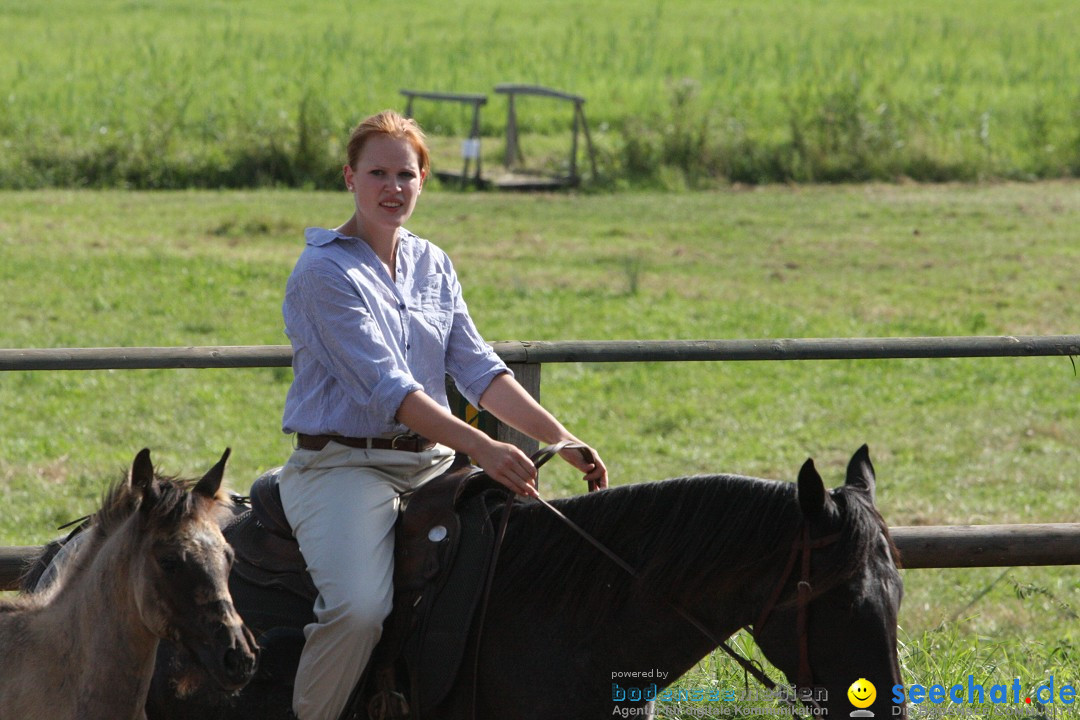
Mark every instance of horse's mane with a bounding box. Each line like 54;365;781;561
94;472;220;536
496;474;892;620
13;470;231;605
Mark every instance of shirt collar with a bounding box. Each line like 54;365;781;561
304;227;349;247
303;227;415;248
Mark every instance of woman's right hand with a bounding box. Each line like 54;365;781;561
471;438;539;499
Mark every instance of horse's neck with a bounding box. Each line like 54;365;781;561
600;573;763;685
525;480;791;684
478;561;762;713
47;522;160;717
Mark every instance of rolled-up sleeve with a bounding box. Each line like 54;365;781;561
444;270;512;406
289;267;422;426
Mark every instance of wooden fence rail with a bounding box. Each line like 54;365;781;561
3;523;1079;590
1;335;1077;589
1;335;1078;371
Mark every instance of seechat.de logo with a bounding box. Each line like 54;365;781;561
891;675;1077;707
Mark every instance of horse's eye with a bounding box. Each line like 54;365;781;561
158;555;184;574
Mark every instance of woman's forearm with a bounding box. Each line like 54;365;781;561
395;389;494;457
476;372;576;445
478;372;607;487
395;388;540;497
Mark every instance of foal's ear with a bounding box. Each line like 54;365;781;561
797;458;827;518
131;448;163;510
194;448;231;499
130;448;155;493
845;444;876;503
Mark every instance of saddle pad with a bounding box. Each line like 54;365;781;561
249;467;294;539
228;510;317;603
407;489;506;716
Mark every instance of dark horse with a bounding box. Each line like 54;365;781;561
39;445;905;719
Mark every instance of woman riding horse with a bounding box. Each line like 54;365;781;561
277;109;606;720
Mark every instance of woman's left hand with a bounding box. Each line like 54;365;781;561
558;442;608;491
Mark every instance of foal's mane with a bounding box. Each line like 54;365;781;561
497;474;891;619
13;470;229;605
94;471;221;537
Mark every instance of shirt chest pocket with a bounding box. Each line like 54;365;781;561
417;275;454;337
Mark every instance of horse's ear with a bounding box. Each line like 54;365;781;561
797;458;827;518
131;448;163;512
130;448;155;493
845;444;876;503
195;448;231;499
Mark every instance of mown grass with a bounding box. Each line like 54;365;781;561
1;185;1078;710
2;0;1079;187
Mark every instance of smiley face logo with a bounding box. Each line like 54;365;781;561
847;678;876;709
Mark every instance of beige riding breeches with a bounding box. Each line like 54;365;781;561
277;440;456;720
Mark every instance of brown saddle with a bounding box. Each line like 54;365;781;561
228;456;513;719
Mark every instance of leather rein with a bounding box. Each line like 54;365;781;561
481;442;842;718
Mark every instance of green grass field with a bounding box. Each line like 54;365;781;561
3;0;1077;713
2;0;1078;187
1;184;1078;714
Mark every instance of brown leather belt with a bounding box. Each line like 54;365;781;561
296;433;436;453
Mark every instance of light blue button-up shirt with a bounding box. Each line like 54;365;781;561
281;227;510;437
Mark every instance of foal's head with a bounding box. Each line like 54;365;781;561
102;448;258;691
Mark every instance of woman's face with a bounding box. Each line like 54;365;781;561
343;134;426;236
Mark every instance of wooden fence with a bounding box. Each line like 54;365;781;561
1;335;1078;589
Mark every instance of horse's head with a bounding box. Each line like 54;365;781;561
753;445;905;718
126;448;258;691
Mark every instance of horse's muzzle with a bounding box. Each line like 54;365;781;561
199;619;259;691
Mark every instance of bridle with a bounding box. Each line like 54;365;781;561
751;522;842;693
484;442;843;718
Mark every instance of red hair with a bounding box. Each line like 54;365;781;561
346;110;430;177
